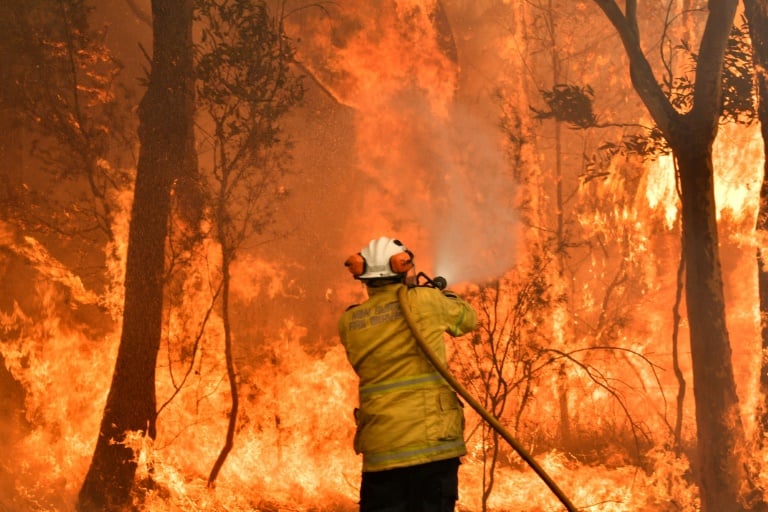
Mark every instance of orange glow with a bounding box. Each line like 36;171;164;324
4;1;768;511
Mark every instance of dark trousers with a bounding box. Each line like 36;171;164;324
359;458;460;512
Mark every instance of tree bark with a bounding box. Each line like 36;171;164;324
207;250;239;487
591;1;765;509
77;0;196;509
674;126;751;510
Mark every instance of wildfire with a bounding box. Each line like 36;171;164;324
4;1;768;511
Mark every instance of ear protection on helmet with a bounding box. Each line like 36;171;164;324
344;237;415;279
390;250;414;274
345;253;366;277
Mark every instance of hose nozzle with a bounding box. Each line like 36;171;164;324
414;272;447;290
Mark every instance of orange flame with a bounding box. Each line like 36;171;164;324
5;2;768;511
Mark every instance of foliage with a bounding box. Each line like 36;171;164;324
553;16;756;184
194;0;305;251
670;16;755;125
191;0;305;487
0;0;135;245
582;128;669;183
531;84;597;129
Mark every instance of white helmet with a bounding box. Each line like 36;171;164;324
345;236;414;280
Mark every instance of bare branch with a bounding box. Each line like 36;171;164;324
123;0;152;27
690;0;739;127
591;0;678;136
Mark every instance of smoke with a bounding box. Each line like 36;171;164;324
426;104;519;285
357;91;519;286
294;1;521;287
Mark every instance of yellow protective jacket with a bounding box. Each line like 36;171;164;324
338;283;478;472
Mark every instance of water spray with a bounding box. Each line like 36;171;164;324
398;282;578;512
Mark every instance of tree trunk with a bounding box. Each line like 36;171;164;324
671;253;686;454
744;0;768;442
77;1;196;509
674;129;751;510
207;250;239;487
591;1;766;509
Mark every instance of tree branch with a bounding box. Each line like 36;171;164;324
691;0;739;128
123;0;152;27
591;0;679;137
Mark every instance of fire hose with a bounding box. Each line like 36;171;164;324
397;283;579;512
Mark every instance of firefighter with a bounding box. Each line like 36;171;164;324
339;236;478;512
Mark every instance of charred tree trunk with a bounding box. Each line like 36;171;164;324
591;1;766;509
744;0;768;443
673;127;752;510
671;252;686;455
77;0;196;509
207;250;239;487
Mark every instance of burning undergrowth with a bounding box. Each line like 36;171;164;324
3;1;768;510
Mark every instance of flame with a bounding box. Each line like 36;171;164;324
0;239;118;510
5;1;768;511
290;1;522;285
644;123;764;230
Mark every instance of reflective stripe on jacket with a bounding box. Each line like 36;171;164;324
339;283;478;472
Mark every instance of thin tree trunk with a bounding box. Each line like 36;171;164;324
671;250;686;455
207;250;239;487
77;1;196;509
544;0;573;450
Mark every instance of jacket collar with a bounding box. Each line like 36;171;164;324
365;282;403;297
